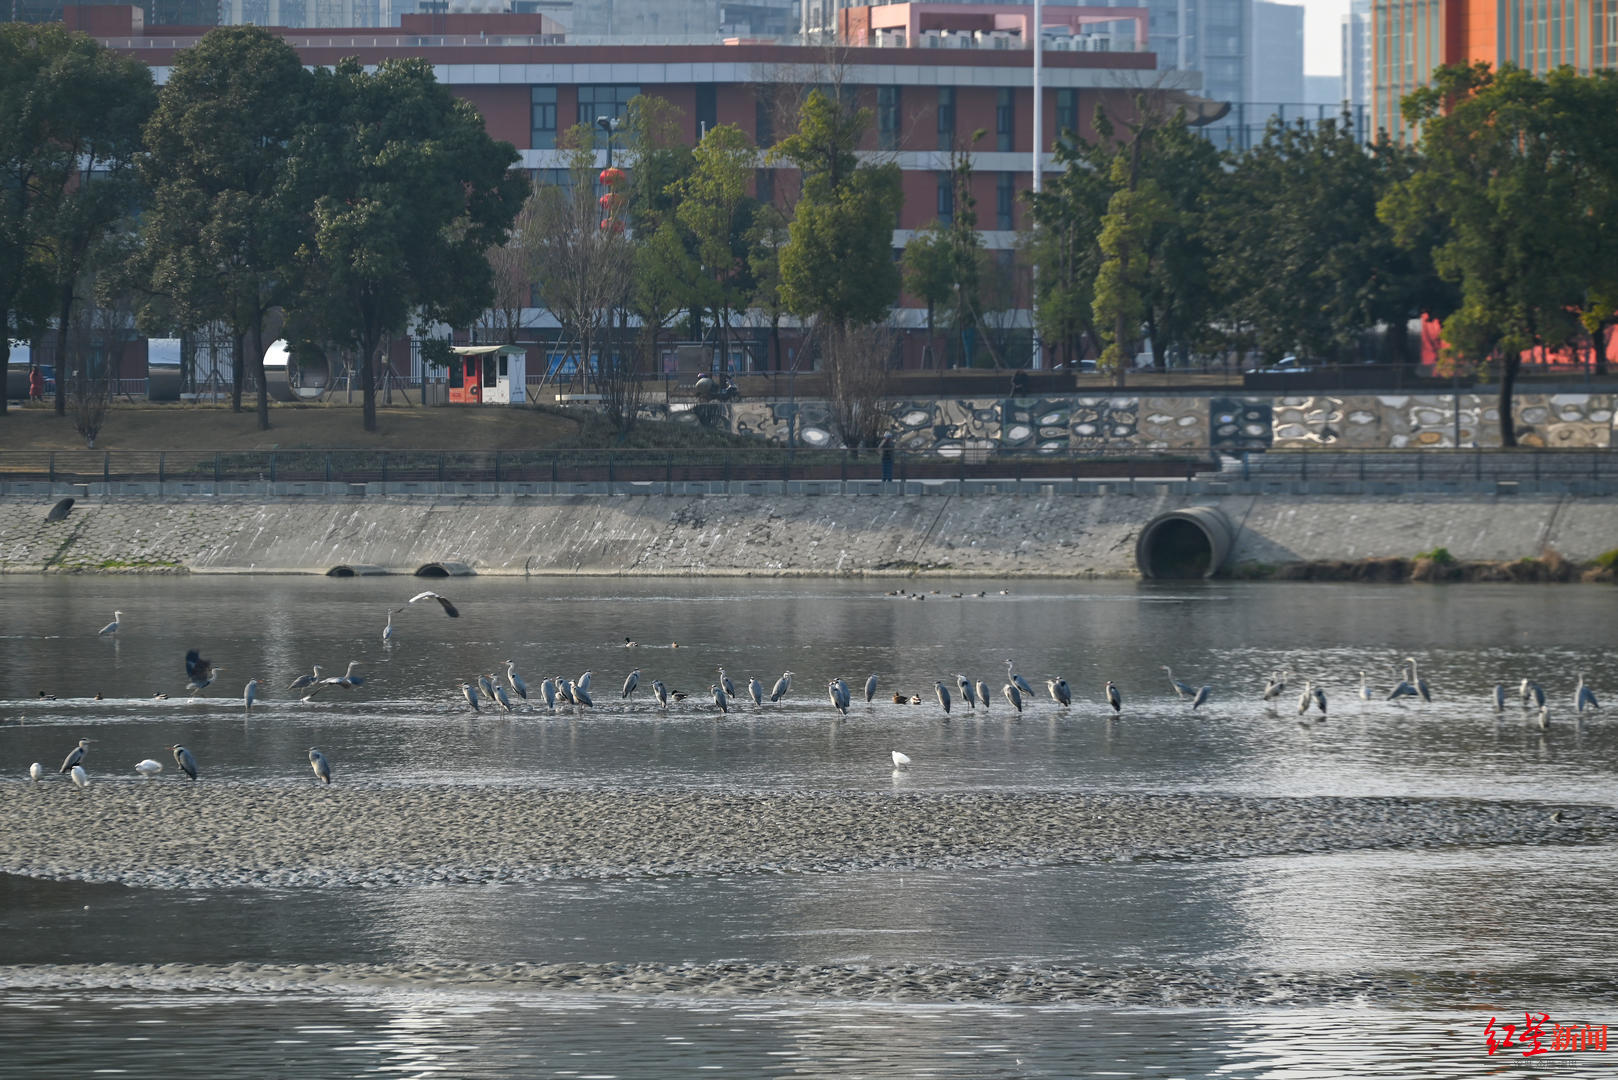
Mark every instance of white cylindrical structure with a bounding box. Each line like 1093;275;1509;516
1029;0;1044;371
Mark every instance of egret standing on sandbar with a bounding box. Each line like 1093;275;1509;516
308;748;332;785
170;744;198;780
243;678;260;712
70;764;90;789
135;758;163;778
891;750;911;771
98;610;123;636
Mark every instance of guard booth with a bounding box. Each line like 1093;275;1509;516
448;344;526;405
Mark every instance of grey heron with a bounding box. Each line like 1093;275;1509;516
1357;672;1373;701
383;608;398;643
1520;678;1546;709
1262;671;1289;702
622;669;641;699
477;672;497;703
1538;705;1552;730
827;680;848;716
407;590;459;617
770;671;794;702
308;748;332;785
1005;660;1034;698
540;677;558;711
1191;685;1211;711
135;758;162;778
1048;678;1072;707
1387;661;1419;700
98;610;123;636
1575;673;1600;713
751;676;767;707
504;660;528;700
28;762;43;782
243;678;260;712
1162;666;1194;699
653;680;670;709
490;681;515;712
556;677;575;706
934;680;952;714
170;744;198;780
577;670;593;695
59;738;92;774
70;764;90;789
954;674;977;709
976;679;991;711
712;684;730;713
1404;657;1432;702
1104;680;1122;714
1491;684;1506;712
1312;684;1328;717
184;649;220;696
461;682;481;712
305;662;364;700
572;681;594;708
864;674;878;704
288;666;322;692
1003;682;1023;713
1298;681;1313;716
717;668;735;698
891;750;911;770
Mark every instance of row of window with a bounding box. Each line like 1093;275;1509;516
532;85;1084;154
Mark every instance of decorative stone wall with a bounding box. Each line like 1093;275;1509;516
650;392;1615;452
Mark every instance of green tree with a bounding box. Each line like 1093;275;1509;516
673;124;759;371
1025;134;1109;369
902;139;990;366
1381;63;1587;445
1093;148;1168;377
137;26;306;429
773;89;902;329
284;56;524;433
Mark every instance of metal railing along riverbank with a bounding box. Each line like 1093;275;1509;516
0;447;1613;498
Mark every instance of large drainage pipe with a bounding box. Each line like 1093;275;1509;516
1135;507;1234;579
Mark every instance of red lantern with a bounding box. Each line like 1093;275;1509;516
599;191;625;212
599;166;626;188
599;218;625;233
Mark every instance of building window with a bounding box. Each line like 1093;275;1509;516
756;168;774;205
531;86;557;150
696;84;717;137
997;171;1014;230
996;87;1014;151
877;85;901;150
577;84;639;128
755;92;775;148
936;171;953;224
1055;88;1077;140
937;86;956;150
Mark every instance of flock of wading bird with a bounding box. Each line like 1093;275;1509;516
23;594;1606;787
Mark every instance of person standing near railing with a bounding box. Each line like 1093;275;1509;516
880;434;895;484
28;365;44;403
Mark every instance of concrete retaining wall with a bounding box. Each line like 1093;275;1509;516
2;490;1614;577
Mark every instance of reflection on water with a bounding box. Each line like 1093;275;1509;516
2;576;1616;1074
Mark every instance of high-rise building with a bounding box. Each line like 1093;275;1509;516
1246;0;1301;104
7;0;215;24
1369;0;1618;138
1340;0;1370;108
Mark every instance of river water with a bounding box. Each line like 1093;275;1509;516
1;576;1615;1077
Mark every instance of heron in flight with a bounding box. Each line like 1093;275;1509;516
1104;680;1122;714
1048;678;1072;707
408;590;459;617
98;610;123;636
504;660;528;700
59;738;92;774
170;744;198;780
622;669;641;698
1162;666;1194;699
1575;673;1600;713
934;680;952;714
185;649;220;696
1191;685;1211;711
770;671;794;702
304;662;364;700
308;748;332;785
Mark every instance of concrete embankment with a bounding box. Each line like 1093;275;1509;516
2;489;1616;577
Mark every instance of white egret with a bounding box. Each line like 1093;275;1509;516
308;748;332;785
891;750;911;770
59;738;92;774
243;678;260;712
1358;672;1373;701
70;764;90;789
98;610;123;636
28;762;44;782
170;744;198;780
134;759;163;778
407;591;459;617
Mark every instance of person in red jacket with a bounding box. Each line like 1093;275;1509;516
27;364;44;403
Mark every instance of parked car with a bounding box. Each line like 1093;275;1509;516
1245;355;1308;374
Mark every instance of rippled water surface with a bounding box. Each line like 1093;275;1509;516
2;577;1615;1075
